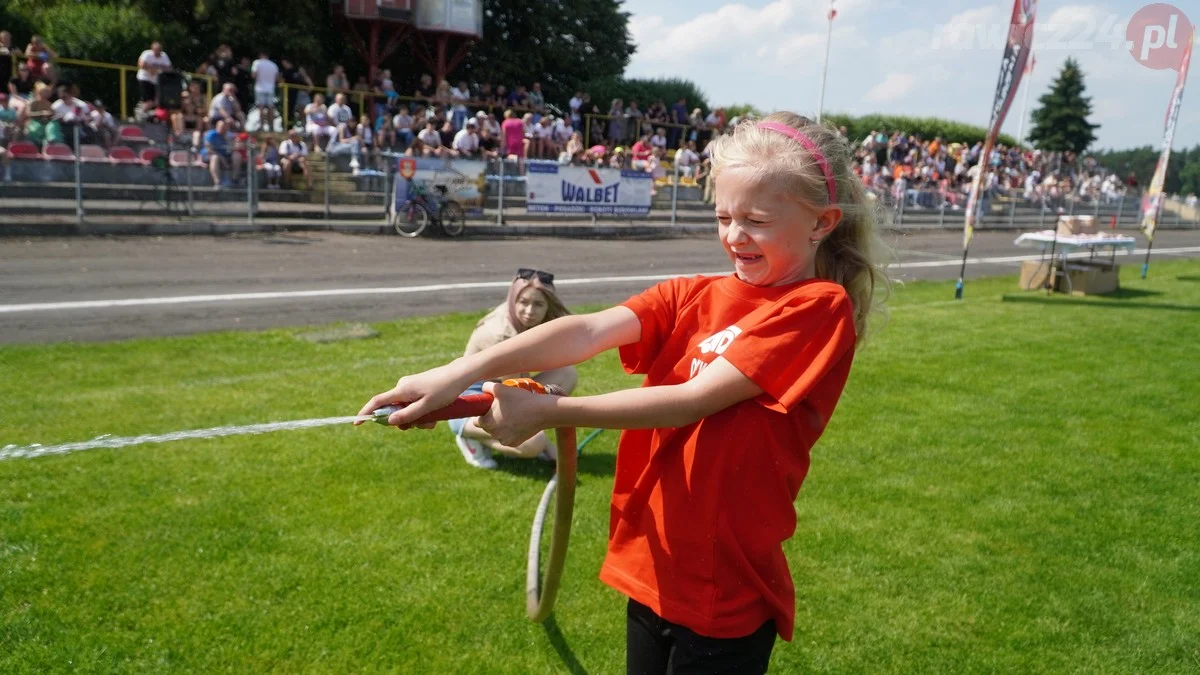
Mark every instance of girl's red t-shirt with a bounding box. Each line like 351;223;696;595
602;274;857;642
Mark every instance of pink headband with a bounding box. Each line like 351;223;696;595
757;121;838;203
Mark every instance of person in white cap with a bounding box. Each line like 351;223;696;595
453;117;481;158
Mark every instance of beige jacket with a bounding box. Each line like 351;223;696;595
464;304;528;381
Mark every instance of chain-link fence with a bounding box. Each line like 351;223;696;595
4;126;1199;236
868;184;1200;232
1;134;717;235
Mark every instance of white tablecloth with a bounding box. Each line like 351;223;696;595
1014;231;1138;254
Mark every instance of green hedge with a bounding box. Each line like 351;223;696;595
822;112;1018;148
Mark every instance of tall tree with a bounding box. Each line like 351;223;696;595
1028;57;1099;154
7;0;336;73
457;0;635;106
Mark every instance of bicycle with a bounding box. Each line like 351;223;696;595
389;181;467;238
139;154;187;215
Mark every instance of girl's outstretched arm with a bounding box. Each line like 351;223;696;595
478;358;764;447
356;305;641;426
464;305;640;382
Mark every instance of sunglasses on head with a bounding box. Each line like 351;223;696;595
517;268;554;285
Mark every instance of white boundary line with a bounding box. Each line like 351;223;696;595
2;246;1199;314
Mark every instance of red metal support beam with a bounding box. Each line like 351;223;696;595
406;32;478;84
443;37;475;78
368;21;380;82
409;32;437;78
343;21;370;67
435;33;447;85
379;24;413;64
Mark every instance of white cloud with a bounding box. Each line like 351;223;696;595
631;0;798;64
627;0;875;68
618;0;1200;149
865;72;916;102
628;14;666;48
772;31;825;62
928;5;1005;52
1035;4;1129;53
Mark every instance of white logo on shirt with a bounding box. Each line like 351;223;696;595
690;326;742;379
698;326;742;355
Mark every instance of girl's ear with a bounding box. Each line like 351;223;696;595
814;206;843;240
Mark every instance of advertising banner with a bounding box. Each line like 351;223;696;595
391;157;487;216
525;163;653;215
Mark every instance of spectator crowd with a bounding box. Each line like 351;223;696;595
3;28;1194;211
1;31;735;171
850;130;1150;218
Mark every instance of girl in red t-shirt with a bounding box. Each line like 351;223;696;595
358;111;889;673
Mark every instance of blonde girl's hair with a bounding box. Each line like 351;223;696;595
707;111;891;337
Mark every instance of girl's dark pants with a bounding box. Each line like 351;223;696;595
626;599;777;675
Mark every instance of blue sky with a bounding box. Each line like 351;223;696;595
621;0;1198;150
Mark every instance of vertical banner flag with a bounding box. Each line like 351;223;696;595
1141;30;1193;244
956;0;1038;299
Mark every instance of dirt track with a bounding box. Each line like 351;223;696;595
3;230;1199;344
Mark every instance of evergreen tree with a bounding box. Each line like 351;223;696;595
1028;57;1100;154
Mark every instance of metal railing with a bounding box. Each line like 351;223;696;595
3;126;1195;235
7;53;215;123
0;148;721;233
277;83;546;131
582;114;704;150
862;184;1193;231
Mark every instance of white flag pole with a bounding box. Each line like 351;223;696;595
1016;55;1034;146
817;0;836;123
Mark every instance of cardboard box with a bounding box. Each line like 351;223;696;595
1056;215;1098;236
1056;261;1119;296
1018;259;1054;290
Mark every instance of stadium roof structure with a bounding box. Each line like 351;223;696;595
329;0;483;84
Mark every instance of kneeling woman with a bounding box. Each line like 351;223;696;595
448;269;577;469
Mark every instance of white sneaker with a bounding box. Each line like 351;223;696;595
536;442;558;463
455;434;498;470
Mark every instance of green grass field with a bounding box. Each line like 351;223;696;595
3;261;1200;673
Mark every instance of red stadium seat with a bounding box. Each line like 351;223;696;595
43;143;76;161
139;147;166;164
107;146;143;164
118;124;150;143
8;141;42;159
78;145;109;162
169;150;204;168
